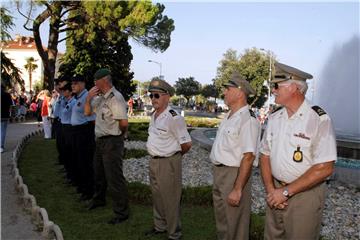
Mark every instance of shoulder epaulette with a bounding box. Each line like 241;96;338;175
109;92;114;98
249;109;256;118
271;106;283;114
312;106;326;116
169;109;178;117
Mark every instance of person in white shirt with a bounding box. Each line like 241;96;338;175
145;79;192;240
210;72;260;240
260;62;337;240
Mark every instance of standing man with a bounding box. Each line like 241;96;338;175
71;75;96;201
84;69;130;225
145;79;192;240
210;73;260;240
1;84;13;153
259;62;337;240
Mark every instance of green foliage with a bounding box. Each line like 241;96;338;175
128;122;149;141
18;135;266;239
201;83;219;99
185;117;220;128
60;1;174;98
214;47;275;108
174;77;202;106
0;7;14;41
1;7;24;89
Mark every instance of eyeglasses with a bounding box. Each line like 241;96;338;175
149;93;167;99
272;82;291;90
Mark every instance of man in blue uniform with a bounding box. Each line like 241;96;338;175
71;75;96;201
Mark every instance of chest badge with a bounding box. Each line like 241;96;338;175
293;146;303;162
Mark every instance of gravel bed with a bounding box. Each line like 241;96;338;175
124;141;360;240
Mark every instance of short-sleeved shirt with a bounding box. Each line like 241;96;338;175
53;95;63;118
260;100;337;183
210;105;261;167
146;106;191;157
60;97;75;124
71;89;96;126
92;87;127;138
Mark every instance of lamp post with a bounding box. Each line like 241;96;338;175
260;48;272;111
148;60;162;79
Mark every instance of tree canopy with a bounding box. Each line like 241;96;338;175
174;77;201;106
18;1;175;92
213;48;274;108
1;7;24;89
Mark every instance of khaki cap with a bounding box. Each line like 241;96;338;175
272;62;313;83
223;72;256;97
148;79;175;96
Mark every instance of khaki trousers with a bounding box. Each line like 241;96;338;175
213;166;252;240
264;181;326;240
149;153;182;240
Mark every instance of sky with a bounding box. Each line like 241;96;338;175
6;1;360;88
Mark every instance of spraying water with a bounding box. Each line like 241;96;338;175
315;35;360;141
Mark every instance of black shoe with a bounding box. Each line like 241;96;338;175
144;228;166;236
88;201;106;210
107;216;128;225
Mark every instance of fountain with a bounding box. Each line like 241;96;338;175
191;36;360;186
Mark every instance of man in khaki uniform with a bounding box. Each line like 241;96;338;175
210;72;260;240
260;62;337;239
84;69;129;225
145;79;192;240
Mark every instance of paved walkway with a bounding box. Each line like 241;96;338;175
1;121;43;240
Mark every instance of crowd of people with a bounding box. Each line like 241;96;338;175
0;61;337;240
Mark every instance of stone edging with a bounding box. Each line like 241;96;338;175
11;129;64;240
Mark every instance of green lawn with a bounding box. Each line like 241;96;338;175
18;134;264;239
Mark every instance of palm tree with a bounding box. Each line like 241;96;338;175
24;57;38;91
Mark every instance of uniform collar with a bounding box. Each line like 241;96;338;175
103;87;115;99
227;104;249;119
76;89;87;99
289;99;310;120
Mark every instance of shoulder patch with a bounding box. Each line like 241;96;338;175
169;109;178;117
312;106;326;116
249;109;256;118
271;106;283;114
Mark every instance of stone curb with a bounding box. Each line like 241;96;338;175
11;129;64;240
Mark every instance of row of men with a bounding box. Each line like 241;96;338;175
52;62;336;240
138;61;336;240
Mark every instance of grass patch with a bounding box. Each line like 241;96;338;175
18;136;264;239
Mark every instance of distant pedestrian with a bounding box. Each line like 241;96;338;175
127;97;134;117
1;84;14;153
41;90;52;139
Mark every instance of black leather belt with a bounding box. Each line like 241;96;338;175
152;151;181;159
274;178;288;186
98;135;121;139
214;164;226;167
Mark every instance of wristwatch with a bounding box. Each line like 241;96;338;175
282;187;290;198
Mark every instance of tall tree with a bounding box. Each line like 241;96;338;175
201;83;219;100
24;57;38;92
0;7;24;89
18;1;81;90
214;47;273;108
174;77;201;107
59;1;175;99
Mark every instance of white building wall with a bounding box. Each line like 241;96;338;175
2;49;44;92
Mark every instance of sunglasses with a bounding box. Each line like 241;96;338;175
149;93;167;99
272;82;291;90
